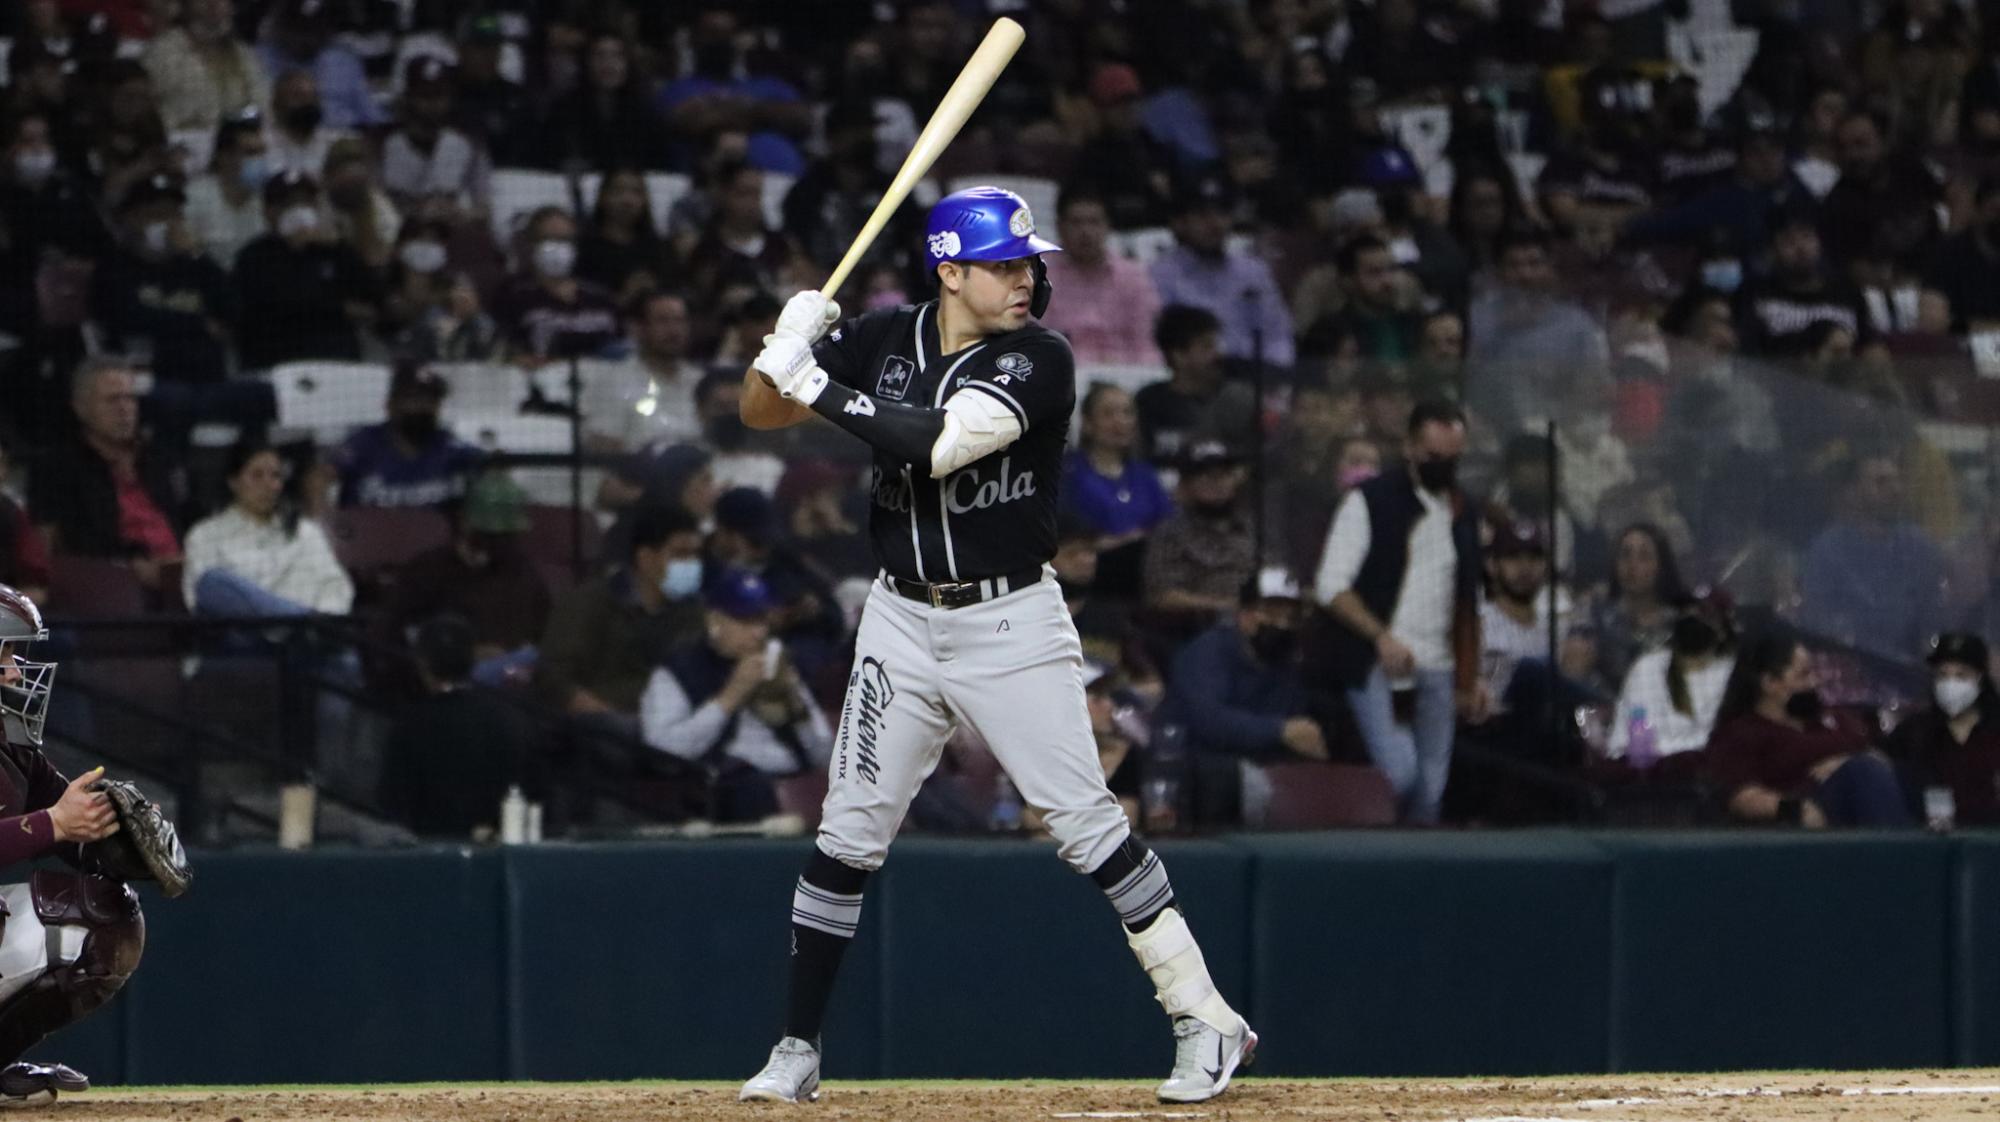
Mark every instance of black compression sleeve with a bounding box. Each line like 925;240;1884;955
805;378;947;467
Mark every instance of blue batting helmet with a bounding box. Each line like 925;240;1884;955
924;186;1061;264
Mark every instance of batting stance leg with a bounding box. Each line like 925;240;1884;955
0;873;144;1103
742;581;957;1103
937;580;1256;1102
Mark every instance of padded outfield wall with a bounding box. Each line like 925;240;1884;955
37;833;1991;1082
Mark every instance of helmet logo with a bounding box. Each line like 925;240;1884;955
928;231;961;259
1008;206;1033;237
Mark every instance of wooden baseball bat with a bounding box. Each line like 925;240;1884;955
819;17;1026;298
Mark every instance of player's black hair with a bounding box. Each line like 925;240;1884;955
1406;398;1467;437
1153;304;1222;358
630;503;699;556
1335;234;1391;275
414;613;476;685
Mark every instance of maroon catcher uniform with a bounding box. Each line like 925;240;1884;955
0;584;145;1105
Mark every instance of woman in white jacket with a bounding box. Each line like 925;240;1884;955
1607;589;1736;761
183;439;353;619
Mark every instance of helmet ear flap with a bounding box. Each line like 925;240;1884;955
1029;256;1052;319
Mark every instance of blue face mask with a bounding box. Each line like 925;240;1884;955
237;154;272;192
1700;258;1743;293
660;558;703;600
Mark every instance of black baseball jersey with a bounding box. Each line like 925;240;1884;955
812;301;1074;584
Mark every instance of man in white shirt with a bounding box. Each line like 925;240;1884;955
640;569;831;822
1476;520;1588;707
378;57;492;220
580;292;705;454
1315;401;1485;824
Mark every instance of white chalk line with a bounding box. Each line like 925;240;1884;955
1056;1104;1208;1112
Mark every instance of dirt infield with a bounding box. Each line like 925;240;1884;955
45;1070;2000;1122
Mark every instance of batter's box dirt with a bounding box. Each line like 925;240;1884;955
39;1071;2000;1122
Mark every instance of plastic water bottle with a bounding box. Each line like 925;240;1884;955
1626;707;1658;772
989;775;1022;832
500;785;528;844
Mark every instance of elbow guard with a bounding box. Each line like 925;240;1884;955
930;389;1024;478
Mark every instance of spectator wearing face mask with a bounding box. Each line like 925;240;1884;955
380;57;491;223
320;137;400;270
1315;400;1486;825
330;362;485;509
142;0;270;132
1886;632;2000;826
640;569;832;823
1159;569;1331;828
1705;631;1909;827
389;473;551;688
1142;441;1257;616
92;174;233;388
255;0;386;131
232;170;375;369
0;111;110;380
538;505;708;740
263;69;352;178
184;108;272;265
1606;589;1738;762
494;207;622;363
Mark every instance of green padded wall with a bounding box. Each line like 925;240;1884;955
1602;832;1953;1072
1244;833;1615;1076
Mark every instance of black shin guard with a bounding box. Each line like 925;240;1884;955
785;847;871;1043
1089;836;1177;932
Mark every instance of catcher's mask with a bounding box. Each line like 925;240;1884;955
0;584;55;746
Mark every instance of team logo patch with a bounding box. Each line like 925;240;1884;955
927;230;961;259
876;354;915;400
1008;206;1033;237
995;352;1033;379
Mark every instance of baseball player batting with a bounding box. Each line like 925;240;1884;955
736;187;1256;1105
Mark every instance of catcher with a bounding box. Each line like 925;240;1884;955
0;583;191;1106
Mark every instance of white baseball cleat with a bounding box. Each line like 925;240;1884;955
1156;1014;1257;1103
739;1036;822;1103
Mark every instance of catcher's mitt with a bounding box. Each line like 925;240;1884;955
83;779;192;898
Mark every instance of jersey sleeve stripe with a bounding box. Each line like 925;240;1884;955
961;380;1029;428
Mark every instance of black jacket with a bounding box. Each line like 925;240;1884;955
27;434;186;560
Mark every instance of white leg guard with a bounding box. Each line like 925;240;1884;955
1126;908;1243;1033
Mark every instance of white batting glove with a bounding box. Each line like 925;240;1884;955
775;291;841;343
753;333;829;405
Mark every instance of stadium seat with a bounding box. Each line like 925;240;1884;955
1107;226;1175;264
324;507;452;578
946;174;1057;230
489;168;577;247
523;504;602;568
434;362;528;421
1260;762;1397;829
644;173;692;229
775;771;828;829
269;361;392;444
452;415;574;454
48;556;147;619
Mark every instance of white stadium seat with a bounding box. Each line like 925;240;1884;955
645;173;692;230
434;362;528;421
947;175;1059;233
489;168;577;247
269;362;392;444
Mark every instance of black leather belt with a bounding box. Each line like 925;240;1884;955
883;567;1044;609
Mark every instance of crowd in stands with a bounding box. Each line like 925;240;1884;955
6;0;2000;839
